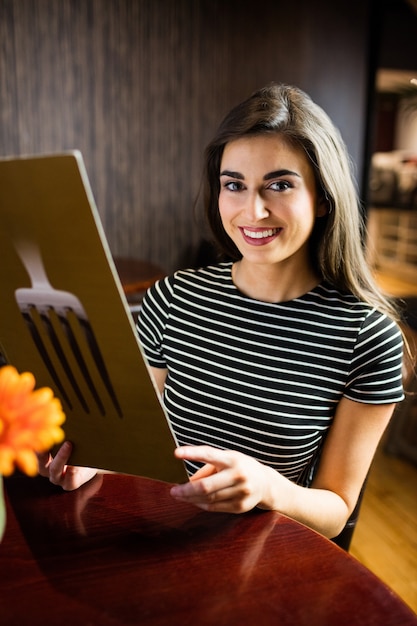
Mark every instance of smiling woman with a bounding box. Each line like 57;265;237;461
41;84;405;547
218;134;327;302
134;84;404;542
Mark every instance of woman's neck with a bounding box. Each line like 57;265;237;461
231;260;321;303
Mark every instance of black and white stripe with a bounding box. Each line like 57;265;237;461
137;263;404;482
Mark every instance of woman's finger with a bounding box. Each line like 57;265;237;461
174;445;233;469
48;441;73;485
190;463;217;481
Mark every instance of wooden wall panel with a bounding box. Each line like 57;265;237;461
0;0;372;273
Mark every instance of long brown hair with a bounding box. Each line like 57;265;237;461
203;83;399;321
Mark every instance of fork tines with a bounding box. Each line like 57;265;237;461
21;304;122;418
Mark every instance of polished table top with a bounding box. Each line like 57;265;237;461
1;473;416;626
113;256;165;295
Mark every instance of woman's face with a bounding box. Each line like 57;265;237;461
218;134;325;272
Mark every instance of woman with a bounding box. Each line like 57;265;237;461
41;84;404;540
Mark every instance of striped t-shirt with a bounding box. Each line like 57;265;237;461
137;262;404;483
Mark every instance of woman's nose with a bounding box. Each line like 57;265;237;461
245;192;269;220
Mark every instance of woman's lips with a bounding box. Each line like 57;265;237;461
239;226;282;245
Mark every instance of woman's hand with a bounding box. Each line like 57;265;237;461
169;399;396;537
170;445;276;513
37;441;97;491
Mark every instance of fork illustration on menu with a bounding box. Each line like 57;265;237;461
13;239;122;418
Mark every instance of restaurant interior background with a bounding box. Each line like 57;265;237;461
1;0;417;612
2;0;415;274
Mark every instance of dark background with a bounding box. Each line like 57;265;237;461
1;0;416;272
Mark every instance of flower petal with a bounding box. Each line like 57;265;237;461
0;366;66;477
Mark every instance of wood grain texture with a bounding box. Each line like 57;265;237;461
0;0;371;272
2;472;417;625
350;444;417;614
350;270;417;615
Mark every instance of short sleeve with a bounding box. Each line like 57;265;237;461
344;309;404;404
136;275;175;368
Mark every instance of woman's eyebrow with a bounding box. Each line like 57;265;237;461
264;169;301;180
220;170;244;179
220;169;301;180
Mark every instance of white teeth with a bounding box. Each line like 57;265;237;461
243;228;279;239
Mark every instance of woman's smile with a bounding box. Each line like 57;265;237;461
240;226;283;245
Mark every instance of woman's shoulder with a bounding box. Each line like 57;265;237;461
173;261;233;279
146;262;233;307
306;282;401;332
311;282;390;314
312;282;402;340
310;281;368;306
299;282;375;319
167;261;234;289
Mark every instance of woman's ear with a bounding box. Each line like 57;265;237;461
316;197;329;218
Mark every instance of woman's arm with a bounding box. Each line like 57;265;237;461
149;366;168;396
170;397;396;539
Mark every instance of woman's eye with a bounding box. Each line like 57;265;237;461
269;180;292;191
223;180;243;192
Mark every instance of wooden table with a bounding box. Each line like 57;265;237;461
113;256;165;297
1;473;416;626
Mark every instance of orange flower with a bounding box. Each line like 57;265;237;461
0;366;66;477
